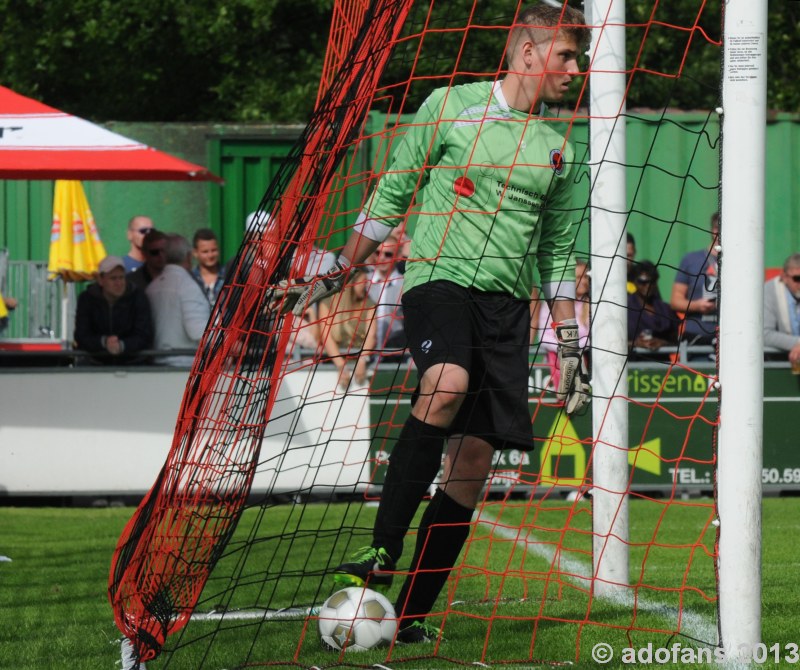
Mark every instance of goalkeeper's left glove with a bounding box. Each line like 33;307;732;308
554;318;591;415
271;259;349;316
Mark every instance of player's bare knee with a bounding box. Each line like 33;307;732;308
414;370;467;424
413;393;462;426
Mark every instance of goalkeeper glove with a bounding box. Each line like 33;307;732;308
272;259;349;316
554;318;591;415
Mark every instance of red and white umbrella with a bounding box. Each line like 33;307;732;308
0;86;221;182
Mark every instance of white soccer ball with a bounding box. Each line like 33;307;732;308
318;587;397;652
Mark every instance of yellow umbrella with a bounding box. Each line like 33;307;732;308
48;180;107;281
47;180;107;341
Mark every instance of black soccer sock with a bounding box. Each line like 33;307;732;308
394;488;474;623
373;415;447;561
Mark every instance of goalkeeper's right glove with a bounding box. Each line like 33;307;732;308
271;259;349;316
554;318;591;415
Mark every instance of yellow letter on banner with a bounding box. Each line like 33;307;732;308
539;413;586;487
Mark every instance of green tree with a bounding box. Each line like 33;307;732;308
0;0;330;122
0;0;797;123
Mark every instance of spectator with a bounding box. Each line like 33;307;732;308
389;223;412;275
146;234;211;367
245;210;335;276
0;291;17;335
128;229;168;292
764;252;800;367
367;240;406;356
670;212;719;346
628;260;678;352
74;255;153;363
318;266;377;390
290;307;320;358
122;215;155;272
245;210;269;235
626;232;637;293
537;259;591;388
191;228;226;305
242;214;329;361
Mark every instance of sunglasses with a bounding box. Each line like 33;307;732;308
138;227;153;235
788;274;800;283
635;277;653;285
378;251;395;259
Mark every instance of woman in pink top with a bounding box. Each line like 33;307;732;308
536;259;590;391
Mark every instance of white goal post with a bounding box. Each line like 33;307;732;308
717;0;766;657
586;0;766;650
588;0;631;598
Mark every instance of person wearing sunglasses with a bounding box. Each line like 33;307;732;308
764;252;800;370
146;234;211;367
128;229;168;293
628;260;678;354
123;215;155;272
367;241;406;357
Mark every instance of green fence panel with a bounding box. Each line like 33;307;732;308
2;115;798;286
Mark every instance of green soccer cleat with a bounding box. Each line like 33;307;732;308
395;620;444;644
332;546;395;593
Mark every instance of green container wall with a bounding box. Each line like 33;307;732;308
1;114;798;299
0;180;52;259
209;127;304;260
765;114;800;257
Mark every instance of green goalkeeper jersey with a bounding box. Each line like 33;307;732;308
364;80;579;300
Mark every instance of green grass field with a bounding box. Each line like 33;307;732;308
0;497;797;670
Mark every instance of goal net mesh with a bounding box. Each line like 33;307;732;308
109;1;724;667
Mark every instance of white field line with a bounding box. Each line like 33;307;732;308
190;606;314;621
475;510;718;646
119;608;316;669
186;515;716;645
174;517;736;669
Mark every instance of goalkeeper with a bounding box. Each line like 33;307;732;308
276;2;590;644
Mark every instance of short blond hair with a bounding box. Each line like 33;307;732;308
507;3;590;65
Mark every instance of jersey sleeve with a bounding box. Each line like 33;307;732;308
537;150;579;296
362;88;448;230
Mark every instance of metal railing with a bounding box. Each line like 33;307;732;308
1;259;75;341
0;256;788;368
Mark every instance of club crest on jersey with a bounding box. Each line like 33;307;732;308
453;175;475;197
549;149;565;176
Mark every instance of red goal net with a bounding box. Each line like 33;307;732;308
109;1;724;667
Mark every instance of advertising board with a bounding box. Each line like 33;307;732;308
369;362;800;496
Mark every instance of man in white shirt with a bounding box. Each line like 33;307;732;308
367;240;406;355
764;252;800;366
146;234;211;367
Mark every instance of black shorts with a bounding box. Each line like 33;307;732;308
402;280;534;451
